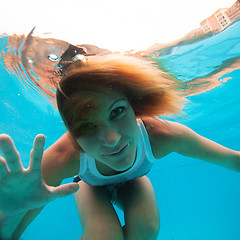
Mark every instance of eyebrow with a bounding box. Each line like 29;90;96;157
108;98;127;111
77;98;127;123
77;118;90;122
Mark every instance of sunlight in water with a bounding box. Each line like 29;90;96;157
0;20;240;240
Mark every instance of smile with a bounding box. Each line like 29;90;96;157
104;144;129;158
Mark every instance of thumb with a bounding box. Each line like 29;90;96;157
50;183;79;199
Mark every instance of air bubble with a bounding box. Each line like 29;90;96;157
48;53;60;61
73;54;85;62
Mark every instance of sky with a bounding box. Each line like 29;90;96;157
0;0;237;52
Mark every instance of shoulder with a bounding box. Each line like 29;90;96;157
41;132;81;187
140;116;191;159
140;116;190;136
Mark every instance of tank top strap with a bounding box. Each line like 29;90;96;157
138;119;158;162
78;152;88;177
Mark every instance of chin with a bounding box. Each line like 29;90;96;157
115;153;136;172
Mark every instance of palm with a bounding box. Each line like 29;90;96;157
0;134;79;216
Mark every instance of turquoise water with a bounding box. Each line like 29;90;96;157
0;21;240;240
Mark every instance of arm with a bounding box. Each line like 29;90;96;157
174;125;240;171
144;117;240;172
14;133;80;239
0;133;80;240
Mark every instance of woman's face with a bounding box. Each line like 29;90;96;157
75;89;139;172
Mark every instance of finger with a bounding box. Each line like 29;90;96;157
29;134;45;171
49;183;79;201
0;134;23;172
0;156;9;176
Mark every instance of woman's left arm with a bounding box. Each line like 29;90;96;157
145;118;240;172
172;123;240;172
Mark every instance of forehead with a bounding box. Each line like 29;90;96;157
72;89;127;121
79;89;126;105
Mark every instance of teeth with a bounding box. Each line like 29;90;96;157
113;146;124;154
110;148;122;155
106;144;127;156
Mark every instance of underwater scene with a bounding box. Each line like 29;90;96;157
0;14;240;240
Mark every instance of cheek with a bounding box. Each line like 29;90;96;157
120;111;138;138
77;136;98;153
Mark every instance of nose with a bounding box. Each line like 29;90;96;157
99;124;121;147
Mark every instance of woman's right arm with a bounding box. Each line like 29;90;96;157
0;133;80;240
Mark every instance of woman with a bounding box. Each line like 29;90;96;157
0;55;239;240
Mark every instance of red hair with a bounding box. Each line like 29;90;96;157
56;55;185;136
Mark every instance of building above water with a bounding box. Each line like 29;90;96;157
200;0;240;33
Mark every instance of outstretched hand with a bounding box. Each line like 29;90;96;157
0;134;79;216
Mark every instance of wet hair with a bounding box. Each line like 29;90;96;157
58;44;87;76
56;55;185;137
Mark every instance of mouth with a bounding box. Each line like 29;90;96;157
104;144;129;158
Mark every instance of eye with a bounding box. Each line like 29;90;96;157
110;106;126;120
81;122;95;130
74;122;96;136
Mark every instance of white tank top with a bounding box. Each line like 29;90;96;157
77;120;157;186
